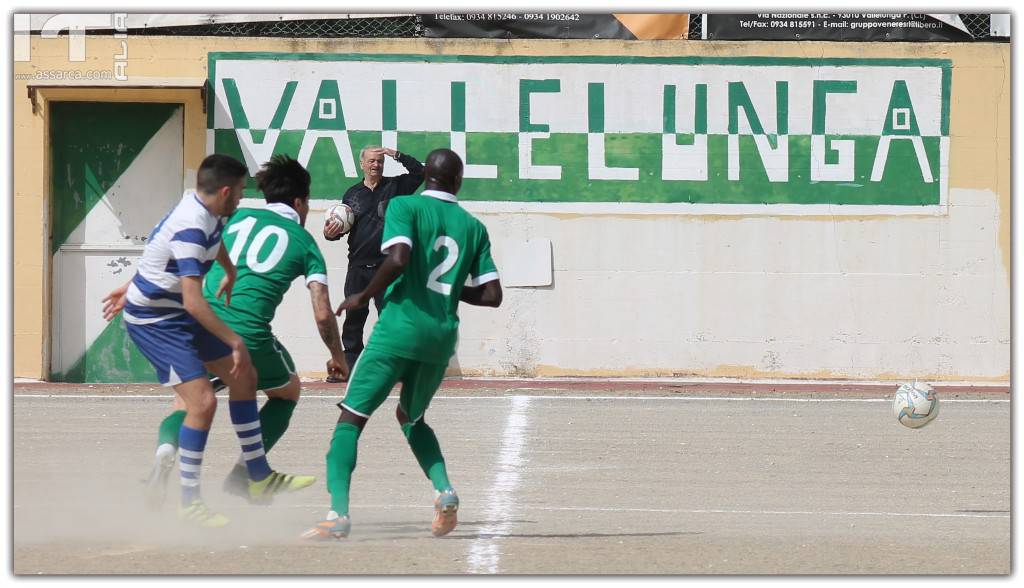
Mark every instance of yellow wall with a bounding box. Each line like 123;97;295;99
13;36;1011;379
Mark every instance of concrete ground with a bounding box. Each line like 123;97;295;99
10;381;1011;575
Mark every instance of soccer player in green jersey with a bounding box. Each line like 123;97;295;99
143;155;349;506
302;148;502;541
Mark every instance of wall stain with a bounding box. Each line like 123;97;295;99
106;256;132;275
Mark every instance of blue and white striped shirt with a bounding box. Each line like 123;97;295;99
123;190;224;325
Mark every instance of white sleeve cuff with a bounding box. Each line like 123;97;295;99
305;273;328;287
381;235;413;254
466;271;500;287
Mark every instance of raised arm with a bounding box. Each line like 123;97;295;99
386;148;424;194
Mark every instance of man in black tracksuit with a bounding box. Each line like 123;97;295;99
324;146;424;372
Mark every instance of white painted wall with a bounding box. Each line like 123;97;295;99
265;187;1009;382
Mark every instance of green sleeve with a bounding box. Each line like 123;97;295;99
467;225;499;286
381;197;415;253
304;236;328;286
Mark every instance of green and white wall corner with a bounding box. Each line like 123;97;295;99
49;102;184;382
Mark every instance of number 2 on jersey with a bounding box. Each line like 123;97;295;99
426;236;459;296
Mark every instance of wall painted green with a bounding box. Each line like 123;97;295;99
51;314;158;383
214;129;940;205
49;102;179;253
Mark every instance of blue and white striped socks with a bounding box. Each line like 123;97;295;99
229;400;273;482
178;425;209;506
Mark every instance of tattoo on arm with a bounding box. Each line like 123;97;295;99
310;282;343;354
317;318;342;351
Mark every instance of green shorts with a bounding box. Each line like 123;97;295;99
246;335;296;392
338;346;447;422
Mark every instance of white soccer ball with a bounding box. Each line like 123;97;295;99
325;203;355;236
893;381;939;429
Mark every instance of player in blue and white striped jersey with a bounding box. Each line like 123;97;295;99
102;154;316;528
121;185;227;327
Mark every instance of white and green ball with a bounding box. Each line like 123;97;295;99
893;381;939;429
326;203;355;236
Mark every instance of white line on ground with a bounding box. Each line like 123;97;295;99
465;396;531;574
12;394;1009;403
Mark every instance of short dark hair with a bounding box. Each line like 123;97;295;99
424;148;464;193
255;155;311;204
196;154;248;194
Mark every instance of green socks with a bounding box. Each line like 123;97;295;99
324;418;451;517
170;399;297;455
401;420;452;493
326;422;362;516
259;398;297;453
157;410;187;448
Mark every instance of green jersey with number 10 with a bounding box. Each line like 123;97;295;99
366;191;498;365
203;204;328;342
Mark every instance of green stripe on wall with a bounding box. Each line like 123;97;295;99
382;80;398;131
51;314;158;383
450;81;466;133
50;102;179;253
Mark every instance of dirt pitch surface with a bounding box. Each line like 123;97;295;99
12;380;1010;575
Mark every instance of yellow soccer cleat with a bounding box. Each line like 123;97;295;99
178;500;230;528
248;470;316;503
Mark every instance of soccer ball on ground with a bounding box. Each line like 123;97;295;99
325;203;355;236
893;381;939;429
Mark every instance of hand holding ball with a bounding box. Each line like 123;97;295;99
324;204;355;239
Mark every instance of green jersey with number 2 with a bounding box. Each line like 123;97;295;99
366;191;498;365
203;205;328;341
